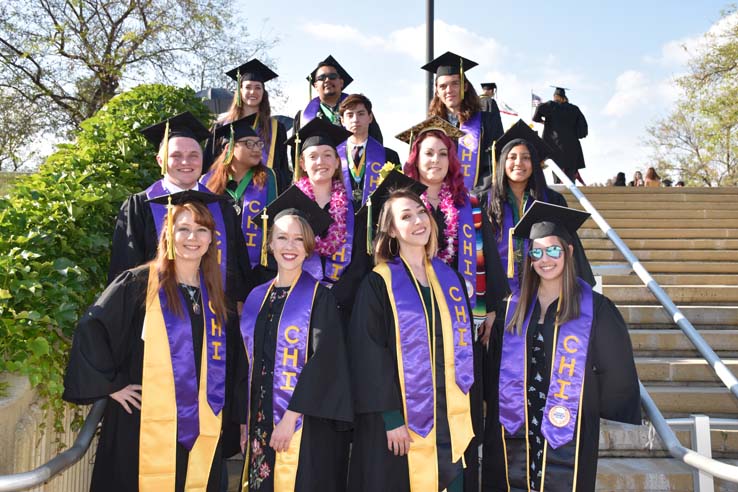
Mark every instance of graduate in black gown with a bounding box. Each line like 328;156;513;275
108;112;253;304
64;192;247;492
482;202;640;492
424;51;504;190
349;182;479;492
238;187;353;492
203;59;290;192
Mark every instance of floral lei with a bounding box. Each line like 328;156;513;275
295;176;348;257
421;183;458;264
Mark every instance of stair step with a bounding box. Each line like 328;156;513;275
580;228;738;239
570;200;738;210
620;306;738;326
593;261;738;274
583;238;738;250
587;209;738;219
602;274;738;286
644;386;738;414
589;250;738;262
596;457;738;491
630;330;738;355
585;218;738;229
636;358;738;383
605;286;738;304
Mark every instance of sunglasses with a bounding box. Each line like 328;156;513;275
315;73;340;82
528;245;564;261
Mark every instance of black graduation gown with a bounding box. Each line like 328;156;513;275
447;111;504;189
243;285;353;492
532;101;588;175
108;189;253;302
482;291;641;492
348;269;481;492
292;104;383;144
62;266;248;492
480;98;505;134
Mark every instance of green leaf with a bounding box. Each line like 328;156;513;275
29;337;50;356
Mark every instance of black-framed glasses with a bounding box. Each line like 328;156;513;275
238;140;265;149
528;245;563;261
315;72;339;82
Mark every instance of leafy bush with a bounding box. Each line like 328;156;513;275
0;84;210;418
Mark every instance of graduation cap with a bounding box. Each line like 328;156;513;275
551;86;569;97
395;115;465;147
146;190;225;260
257;185;334;266
286;117;352;180
355;170;427;255
421;51;478;100
140;112;210;175
225;59;279;108
491;119;554;184
213;116;259;166
307;55;354;88
505;200;590;277
481;82;497;91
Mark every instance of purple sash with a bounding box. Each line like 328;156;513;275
336;136;386;205
457;198;477;307
457;112;482;190
496;200;532;295
300;93;349;127
146;180;228;288
240;273;318;430
498;279;594;449
240;181;268;268
159;272;226;450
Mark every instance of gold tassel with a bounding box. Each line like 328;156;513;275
491;140;497;184
223;124;235;166
308;75;313;101
366;195;373;256
459;57;465;101
506;226;514;278
236;70;242;108
292;133;301;182
166;196;175;260
260;211;269;266
409;130;415;149
161;120;170;176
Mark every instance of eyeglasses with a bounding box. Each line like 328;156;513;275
528;245;564;261
237;140;265;149
315;72;340;82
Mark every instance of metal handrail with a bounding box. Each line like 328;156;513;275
549;162;738;400
0;399;106;492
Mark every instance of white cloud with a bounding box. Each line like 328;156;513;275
602;70;650;117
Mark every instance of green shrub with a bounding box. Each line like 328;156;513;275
0;84;210;419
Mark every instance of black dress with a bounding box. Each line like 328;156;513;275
482;291;641;492
244;284;353;492
62;266;247;492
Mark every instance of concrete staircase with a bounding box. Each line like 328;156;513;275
559;186;738;491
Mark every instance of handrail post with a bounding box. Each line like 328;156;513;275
691;415;714;492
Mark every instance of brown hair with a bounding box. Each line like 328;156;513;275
338;93;373;116
267;211;316;257
505;235;579;335
374;188;439;264
222;81;272;144
204;146;268;195
147;202;228;326
428;76;482;125
645;167;660;180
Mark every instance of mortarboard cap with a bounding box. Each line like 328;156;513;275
307;55;354;88
286;117;352;154
481;82;497;91
213;116;258;142
551;86;569;97
395;115;465;145
512;201;590;244
495;119;554;163
259;185;333;236
140;111;210;148
225;59;278;84
421;51;478;77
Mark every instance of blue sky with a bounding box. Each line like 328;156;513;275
239;0;733;184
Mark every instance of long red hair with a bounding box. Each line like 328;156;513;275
403;130;467;206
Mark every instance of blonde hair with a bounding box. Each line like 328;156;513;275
267;211;316;257
373;188;439;264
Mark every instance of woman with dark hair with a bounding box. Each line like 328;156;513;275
204;59;290;191
483;201;640;492
64;192;246;492
422;51;504;190
483;119;594;299
239;187;353;491
614;172;626;186
349;178;480;492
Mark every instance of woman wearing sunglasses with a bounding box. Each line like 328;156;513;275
482;201;640;492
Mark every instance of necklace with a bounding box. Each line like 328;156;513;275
420;183;458;264
181;284;202;315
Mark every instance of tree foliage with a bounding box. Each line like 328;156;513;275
0;84;209;421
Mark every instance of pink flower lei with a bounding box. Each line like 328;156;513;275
295;176;348;257
421;183;458;264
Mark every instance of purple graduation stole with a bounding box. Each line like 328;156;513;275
146;180;228;288
240;182;268;268
498;278;594;449
300;93;349;127
456;197;477;308
240;272;319;429
496;199;533;295
159;272;226;449
386;258;474;437
336;136;386;205
457;112;483;190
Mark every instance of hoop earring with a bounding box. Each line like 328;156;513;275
389;237;399;257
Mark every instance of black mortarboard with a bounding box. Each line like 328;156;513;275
139;111;210;147
225;59;278;84
395;115;465;145
260;185;333;236
421;51;478;76
512;201;590;243
481;82;497;90
286;117;352;154
213;116;258;142
494;119;554;163
307;55;353;88
551;86;569;97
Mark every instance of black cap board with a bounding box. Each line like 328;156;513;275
286;117;352;153
307;55;353;88
225;59;278;84
551;86;568;97
512;201;590;243
213;116;259;142
395;115;465;145
259;185;333;237
140;112;210;147
421;51;478;77
146;189;225;206
495;119;554;163
481;82;497;90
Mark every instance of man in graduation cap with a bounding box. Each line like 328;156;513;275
479;82;502;115
108;111;253;305
336;93;401;209
483;201;640;492
532;87;588;183
424;51;504;190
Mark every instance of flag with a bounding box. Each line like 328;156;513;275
531;92;543;108
498;100;518;116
